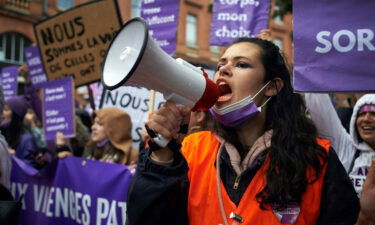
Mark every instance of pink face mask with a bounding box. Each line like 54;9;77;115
209;81;271;128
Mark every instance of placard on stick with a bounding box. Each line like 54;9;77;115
34;0;122;86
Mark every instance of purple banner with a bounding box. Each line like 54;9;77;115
1;66;19;99
209;0;270;46
25;45;48;87
141;0;180;55
42;77;75;140
294;0;375;92
10;156;135;225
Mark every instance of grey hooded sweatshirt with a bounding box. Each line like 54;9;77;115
305;93;375;196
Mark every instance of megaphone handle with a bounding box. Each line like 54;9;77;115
145;124;188;150
152;133;170;148
145;124;170;148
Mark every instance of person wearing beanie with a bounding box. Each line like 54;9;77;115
1;95;40;168
305;93;375;196
82;107;138;165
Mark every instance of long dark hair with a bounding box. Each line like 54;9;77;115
1;112;27;149
210;37;328;210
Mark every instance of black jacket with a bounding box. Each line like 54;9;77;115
126;146;359;225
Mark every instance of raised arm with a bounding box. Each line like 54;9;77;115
304;93;356;172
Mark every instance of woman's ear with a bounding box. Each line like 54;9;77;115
265;78;284;97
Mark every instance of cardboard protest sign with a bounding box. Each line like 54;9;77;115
1;66;18;99
210;0;270;46
25;45;48;87
141;0;180;55
34;0;122;86
294;0;375;92
42;77;75;140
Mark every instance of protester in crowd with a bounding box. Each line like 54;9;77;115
126;37;359;225
356;158;375;225
0;85;11;189
0;96;42;168
55;114;91;158
305;93;375;196
82;107;138;165
24;108;46;151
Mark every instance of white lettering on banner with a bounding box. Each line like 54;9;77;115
217;13;247;21
45;93;66;102
96;198;127;225
45;86;64;94
10;182;28;210
315;28;375;53
34;184;46;212
28;57;42;66
46;188;55;217
46;123;68;132
147;15;175;25
142;7;161;15
143;0;155;4
55;188;69;217
215;25;251;38
219;0;260;8
46;110;59;116
155;39;170;47
32;185;92;225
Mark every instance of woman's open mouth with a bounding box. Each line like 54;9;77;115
217;81;232;102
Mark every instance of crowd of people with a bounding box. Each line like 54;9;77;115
0;36;374;225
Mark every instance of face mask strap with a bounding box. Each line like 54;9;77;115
252;81;271;100
259;96;272;108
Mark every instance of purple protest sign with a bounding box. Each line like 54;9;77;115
1;66;19;99
294;0;375;92
42;77;75;140
10;156;135;225
209;0;270;46
141;0;180;55
24;45;47;87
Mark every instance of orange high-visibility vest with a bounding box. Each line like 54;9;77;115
182;131;330;225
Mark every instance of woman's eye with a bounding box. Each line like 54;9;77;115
216;64;224;70
236;62;251;68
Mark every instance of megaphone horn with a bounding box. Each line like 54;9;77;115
101;17;219;146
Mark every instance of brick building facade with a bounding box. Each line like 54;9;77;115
0;0;293;71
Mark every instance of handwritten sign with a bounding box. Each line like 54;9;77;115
34;0;122;86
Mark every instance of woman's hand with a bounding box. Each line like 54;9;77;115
57;151;72;158
146;101;191;162
55;131;66;147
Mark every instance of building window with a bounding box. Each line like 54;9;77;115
0;32;32;66
273;6;284;25
186;14;197;48
274;37;283;50
132;0;141;18
210;45;221;53
57;0;74;10
5;0;30;9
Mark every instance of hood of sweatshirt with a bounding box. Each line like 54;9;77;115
349;94;375;152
